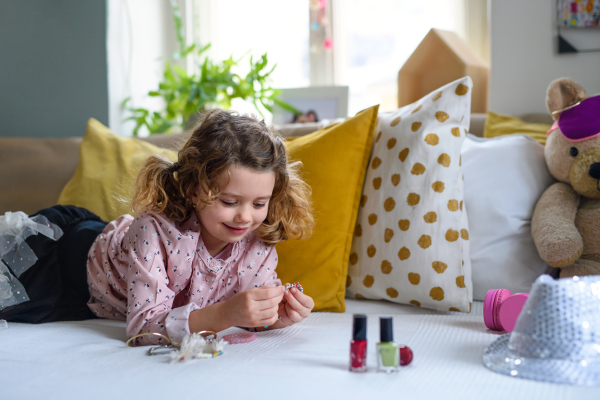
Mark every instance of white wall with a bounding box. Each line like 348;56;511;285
107;0;184;136
490;0;600;115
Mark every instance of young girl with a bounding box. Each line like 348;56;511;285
0;109;315;346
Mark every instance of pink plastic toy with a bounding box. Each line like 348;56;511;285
483;289;529;332
222;333;257;344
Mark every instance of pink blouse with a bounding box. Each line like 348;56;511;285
86;211;281;345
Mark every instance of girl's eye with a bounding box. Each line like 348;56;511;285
221;200;236;207
253;203;266;208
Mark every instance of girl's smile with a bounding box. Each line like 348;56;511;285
191;166;275;257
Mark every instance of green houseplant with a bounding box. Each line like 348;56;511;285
124;1;297;136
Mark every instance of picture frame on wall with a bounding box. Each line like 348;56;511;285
272;86;349;125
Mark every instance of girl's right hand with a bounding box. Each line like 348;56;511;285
222;285;285;328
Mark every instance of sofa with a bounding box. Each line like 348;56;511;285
1;109;597;399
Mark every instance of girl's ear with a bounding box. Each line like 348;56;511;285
546;78;586;120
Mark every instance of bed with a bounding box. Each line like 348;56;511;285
2;298;597;399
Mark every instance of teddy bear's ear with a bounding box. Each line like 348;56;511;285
546;78;586;120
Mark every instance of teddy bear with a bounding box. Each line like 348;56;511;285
532;78;600;278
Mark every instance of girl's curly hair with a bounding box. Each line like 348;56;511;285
131;108;314;245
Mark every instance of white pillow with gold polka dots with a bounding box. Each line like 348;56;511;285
346;77;473;313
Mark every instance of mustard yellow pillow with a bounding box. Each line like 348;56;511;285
57;119;177;221
277;105;379;312
483;111;551;145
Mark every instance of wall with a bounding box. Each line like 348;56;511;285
0;1;108;138
489;0;600;115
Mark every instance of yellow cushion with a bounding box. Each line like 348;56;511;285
483;111;551;145
276;105;379;312
57;119;177;221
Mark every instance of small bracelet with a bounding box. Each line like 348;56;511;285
126;330;216;348
126;332;174;348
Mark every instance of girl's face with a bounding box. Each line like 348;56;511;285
191;166;276;257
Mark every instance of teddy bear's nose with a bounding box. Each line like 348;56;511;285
589;163;600;180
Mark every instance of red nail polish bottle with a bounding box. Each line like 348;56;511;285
350;314;367;372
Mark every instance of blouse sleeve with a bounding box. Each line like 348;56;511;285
240;243;282;291
121;214;194;346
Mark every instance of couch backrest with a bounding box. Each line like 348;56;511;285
0;113;550;216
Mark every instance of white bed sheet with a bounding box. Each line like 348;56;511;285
1;299;597;400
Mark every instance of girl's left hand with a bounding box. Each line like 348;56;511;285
278;285;314;326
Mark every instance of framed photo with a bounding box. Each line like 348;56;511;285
558;0;600;28
272;86;349;125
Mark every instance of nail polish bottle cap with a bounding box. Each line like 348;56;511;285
352;314;367;341
380;316;394;342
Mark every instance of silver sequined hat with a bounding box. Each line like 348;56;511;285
483;274;600;386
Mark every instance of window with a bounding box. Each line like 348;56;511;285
192;0;479;119
332;0;465;115
193;0;309;89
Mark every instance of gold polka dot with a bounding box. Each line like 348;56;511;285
449;307;460;312
423;212;437;223
412;105;422;113
431;181;445;193
354;224;362;237
459;156;462;166
363;275;374;288
446;229;459;242
384;228;394;243
418;235;432;249
438;153;451;167
424;133;439;146
430;287;444;301
448;200;458;211
461;229;469;240
355;293;366;299
409;300;421;308
432;261;447;274
411;122;422;132
371;157;382;169
391;174;400;186
435;111;449;122
368;214;378;225
386;288;399;298
460;201;463;211
376;131;382;142
391;117;401;127
407;193;420;206
346;275;352;287
384;197;396;212
361;195;367;207
367;245;376;258
349;252;358;265
469;302;472;312
411;163;426;175
456;276;465;288
387;138;397;149
455;83;469;95
398;247;410;260
408;273;420;285
398;219;410;231
399;148;409;162
464;128;468;135
373;177;382;189
381;260;393;274
451;127;460;137
432;91;442;101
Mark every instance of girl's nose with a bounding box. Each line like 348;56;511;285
234;206;252;224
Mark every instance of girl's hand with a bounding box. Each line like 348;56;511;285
222;285;285;328
277;284;314;326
